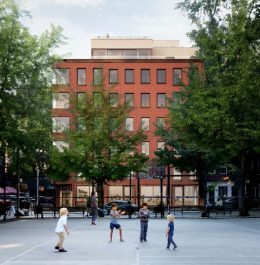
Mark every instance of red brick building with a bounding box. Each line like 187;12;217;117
52;37;203;208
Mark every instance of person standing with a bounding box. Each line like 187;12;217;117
109;203;125;243
166;214;177;250
90;191;98;225
138;203;150;242
55;208;70;252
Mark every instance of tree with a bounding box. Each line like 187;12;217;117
172;0;260;215
49;85;148;207
0;0;65;187
155;83;224;208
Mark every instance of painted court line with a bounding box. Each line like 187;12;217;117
0;223;85;265
2;260;137;265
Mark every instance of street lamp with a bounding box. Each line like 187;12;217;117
136;172;140;210
16;148;20;218
167;164;171;214
129;171;133;202
36;166;40;205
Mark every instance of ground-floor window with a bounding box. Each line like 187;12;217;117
172;185;198;206
108;185;135;202
141;185;166;206
60;191;72;207
76;185;92;206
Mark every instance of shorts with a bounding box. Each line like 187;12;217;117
110;223;121;230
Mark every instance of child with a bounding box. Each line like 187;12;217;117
55;208;70;252
109;203;125;243
138;203;150;242
166;214;177;250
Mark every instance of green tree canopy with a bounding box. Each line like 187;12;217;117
0;0;65;183
166;0;260;215
49;85;148;206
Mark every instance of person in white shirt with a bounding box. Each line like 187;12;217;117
55;208;70;252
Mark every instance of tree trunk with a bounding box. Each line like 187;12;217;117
0;147;7;221
96;180;104;208
197;168;207;207
239;154;249;216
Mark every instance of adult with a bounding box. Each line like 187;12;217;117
90;191;98;225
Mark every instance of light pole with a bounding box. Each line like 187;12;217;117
129;171;133;202
16;148;20;218
167;164;171;214
137;172;140;210
36;166;40;205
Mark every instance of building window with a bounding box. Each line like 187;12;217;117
157;141;165;150
157;93;166;107
109;93;118;107
77;116;86;131
138;49;152;58
208;169;216;175
141;142;150;155
52;117;69;133
54;68;69;85
173;168;182;180
157;69;166;84
125;93;134;107
125;69;134;84
77;92;86;108
108;50;121;57
141;69;150;84
93;92;102;107
92;49;107;58
93;68;103;85
141;118;149;131
52;93;69;109
219;165;228;174
94;117;102;131
110;117;118;132
141;186;166;205
53;141;69;152
76;186;92;202
173;69;182;85
184;186;198;205
173;92;182;103
122;50;137;58
188;66;199;82
157;117;165;128
77;68;86;85
126;118;134;131
109;69;119;84
141;93;150;108
109;186;123;198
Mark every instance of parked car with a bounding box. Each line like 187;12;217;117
103;200;137;215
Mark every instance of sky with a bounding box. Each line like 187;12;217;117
19;0;195;58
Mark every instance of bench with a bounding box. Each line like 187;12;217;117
205;205;233;217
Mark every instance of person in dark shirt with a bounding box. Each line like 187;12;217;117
166;214;177;249
90;191;98;225
138;203;150;242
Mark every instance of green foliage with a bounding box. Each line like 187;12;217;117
168;0;260;212
49;84;148;204
0;0;65;180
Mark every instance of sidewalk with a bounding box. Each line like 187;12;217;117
1;209;260;222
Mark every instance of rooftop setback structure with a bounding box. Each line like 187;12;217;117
91;36;198;59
